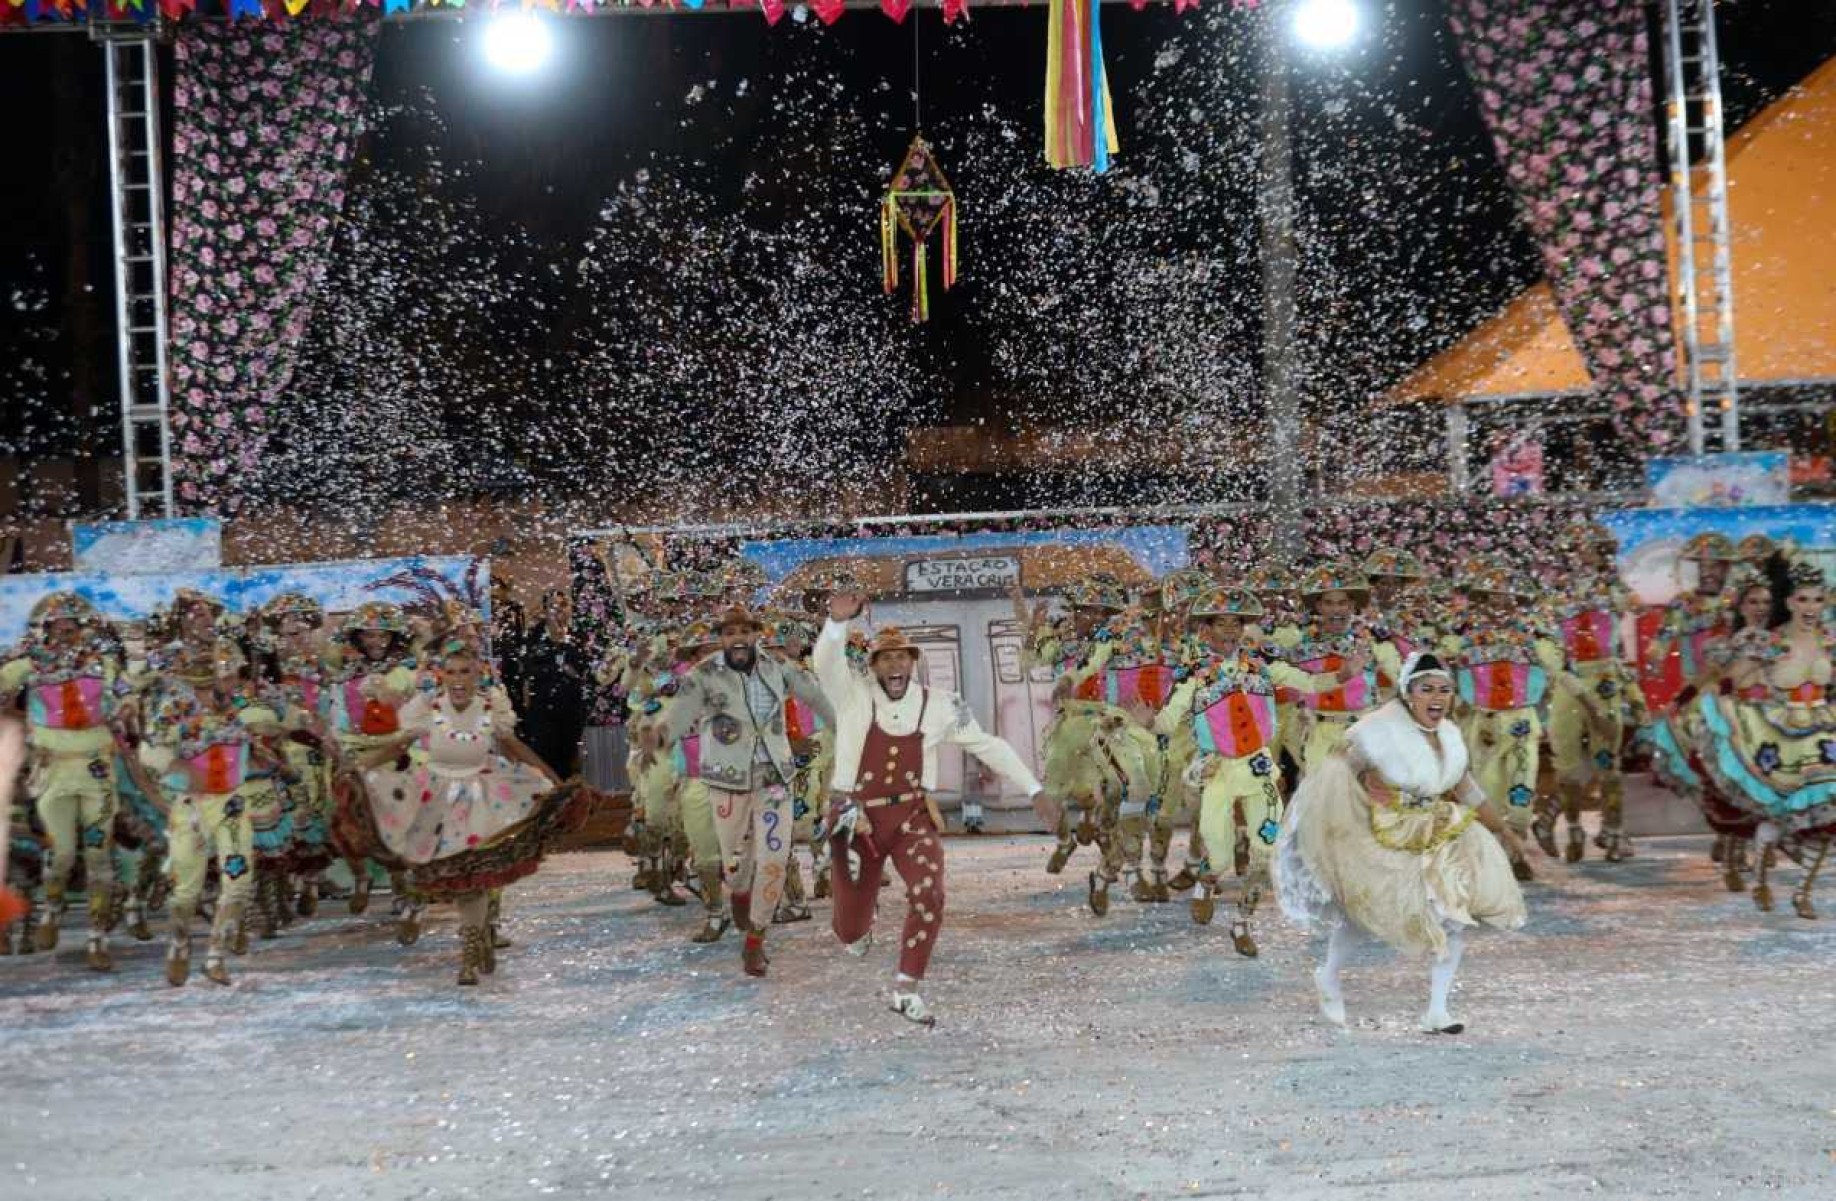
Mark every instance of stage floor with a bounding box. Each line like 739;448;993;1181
2;835;1832;1201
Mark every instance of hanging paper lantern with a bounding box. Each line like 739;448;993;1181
1045;0;1120;172
879;134;958;324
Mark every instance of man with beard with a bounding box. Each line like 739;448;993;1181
642;605;828;977
818;591;1047;1026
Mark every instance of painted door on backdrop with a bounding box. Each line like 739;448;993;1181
986;617;1053;794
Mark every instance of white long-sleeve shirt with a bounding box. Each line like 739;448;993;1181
814;618;1043;798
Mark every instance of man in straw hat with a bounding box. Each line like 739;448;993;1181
0;591;131;970
641;603;828;977
819;590;1048;1026
1442;557;1580;881
1539;522;1646;865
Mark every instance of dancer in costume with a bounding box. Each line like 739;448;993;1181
1017;575;1130;883
639;604;828;976
258;593;336;921
819;590;1046;1025
1157;587;1359;954
1271;564;1396;774
629;616;735;941
1362;549;1434;700
1143;568;1222;905
1650;571;1774;891
1441;559;1579;881
0;592;132;970
1248;565;1307;798
148;632;292;986
1277;652;1528;1033
325;601;419;921
1647;533;1737;702
357;639;585;983
763;610;835;923
1684;558;1836;917
1536;523;1646;864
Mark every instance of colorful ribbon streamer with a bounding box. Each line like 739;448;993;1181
1045;0;1121;172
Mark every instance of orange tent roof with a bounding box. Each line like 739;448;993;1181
1385;55;1836;407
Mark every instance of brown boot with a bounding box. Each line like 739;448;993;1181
165;938;190;987
35;887;63;952
86;932;113;973
126;899;153;943
1167;865;1199;893
458;926;485;986
691;868;728;943
1087;872;1111;917
742;929;769;978
1230;918;1259;959
1565;826;1585;864
1045;839;1075;875
813;865;832;900
348;870;372;915
204;951;232;986
1191;880;1217;926
1129;873;1156;904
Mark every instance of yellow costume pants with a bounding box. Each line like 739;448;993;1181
1461;707;1541;834
35;749;119;927
167;789;258;951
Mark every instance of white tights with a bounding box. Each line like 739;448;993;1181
1318;920;1466;1018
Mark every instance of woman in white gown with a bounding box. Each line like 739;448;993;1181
1277;652;1527;1033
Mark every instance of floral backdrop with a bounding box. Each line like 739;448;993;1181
167;11;379;515
1448;0;1685;453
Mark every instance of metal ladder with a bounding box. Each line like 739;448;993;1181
1661;0;1740;455
96;22;176;519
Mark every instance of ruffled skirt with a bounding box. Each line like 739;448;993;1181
1276;754;1526;958
1690;696;1836;835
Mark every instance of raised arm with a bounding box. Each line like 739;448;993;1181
939;693;1042;797
815;590;872;707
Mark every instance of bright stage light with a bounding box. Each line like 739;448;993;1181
483;13;554;76
1292;0;1362;52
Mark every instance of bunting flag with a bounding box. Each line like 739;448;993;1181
1;0;1211;24
1044;0;1120;173
879;135;958;324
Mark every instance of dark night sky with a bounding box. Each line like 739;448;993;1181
2;1;1834;518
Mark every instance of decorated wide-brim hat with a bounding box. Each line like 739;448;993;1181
172;587;228;620
1559;520;1618;556
712;604;764;633
1244;565;1293;596
263;592;324;628
1735;533;1776;563
760;610;815;649
1464;563;1537;600
868;626;920;661
341;600;408;638
1065;572;1129;612
1300;563;1371;600
1189;586;1265;621
1361;548;1424;580
677;620;718;649
1158;568;1214;613
1680;532;1739;562
28;591;99;630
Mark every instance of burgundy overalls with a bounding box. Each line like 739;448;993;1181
830;692;948;980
